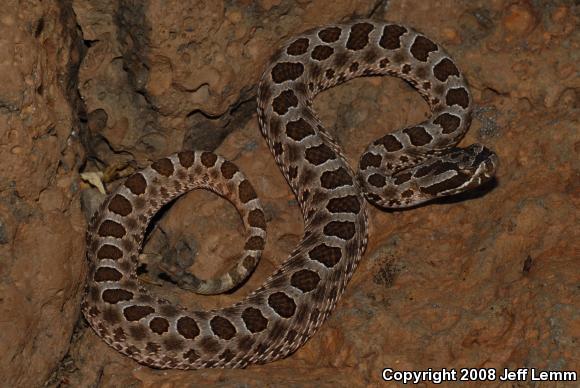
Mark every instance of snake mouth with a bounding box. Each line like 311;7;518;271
478;151;499;179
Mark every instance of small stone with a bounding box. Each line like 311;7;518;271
502;3;537;35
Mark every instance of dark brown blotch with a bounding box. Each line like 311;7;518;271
346;22;374;51
403;126;433;146
318;26;341;42
268;292;296;318
210;316;237;340
272;89;298;115
359;152;382;170
420;171;470;195
288;165;298;181
446;87;469;109
424;161;456;177
325;68;335;79
305;143;336;166
320;167;352;189
150;316;170;334
326;195;361;214
273;142;283;156
242;307;268;333
247;209;266;230
102;288;133;304
242;254;257;271
238;180;257;203
151;158;174;177
375;134;403;152
365;192;382;204
394;172;412;185
433;58;459;82
124;173;147;195
379;24;407;49
311;45;334;61
200;152;218;167
108;194;132;216
290;269;321;292
98;220;126;238
323;220;356;240
123;305;155;321
271;62;305;84
402;189;414;198
309;243;342;267
176;316;200;339
220;160;238;179
367;174;387;187
94;266;123;282
286;118;315;141
410;35;438;62
177;150;195;167
434;113;461;134
286;37;309;55
244;235;265;250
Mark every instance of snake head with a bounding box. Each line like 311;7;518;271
450;144;499;191
358;143;498;208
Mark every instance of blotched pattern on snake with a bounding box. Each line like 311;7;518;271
82;20;498;369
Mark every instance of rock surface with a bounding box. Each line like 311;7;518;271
0;2;86;388
1;0;577;387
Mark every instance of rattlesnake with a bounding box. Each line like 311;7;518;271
82;20;498;369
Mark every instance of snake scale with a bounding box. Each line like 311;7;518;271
82;20;498;369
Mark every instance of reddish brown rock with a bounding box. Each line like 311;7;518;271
0;2;85;387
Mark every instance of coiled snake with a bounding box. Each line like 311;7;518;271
82;20;498;369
